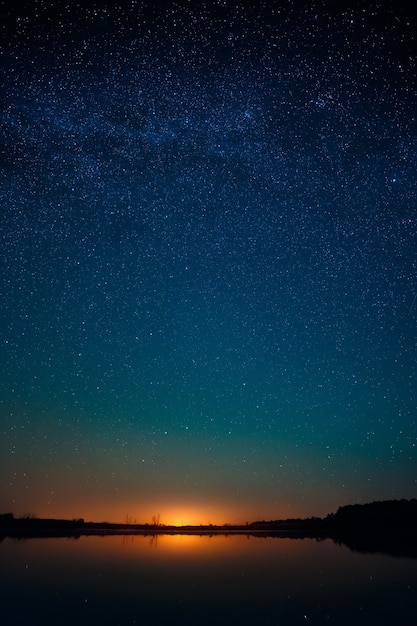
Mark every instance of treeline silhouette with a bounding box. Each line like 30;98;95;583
1;499;416;558
327;499;417;559
2;499;416;532
249;499;417;559
249;498;417;531
327;498;417;528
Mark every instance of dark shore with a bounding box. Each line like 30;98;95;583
1;499;417;559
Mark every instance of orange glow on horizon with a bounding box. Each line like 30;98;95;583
16;495;294;527
138;504;239;527
124;499;255;527
156;506;214;527
22;503;244;526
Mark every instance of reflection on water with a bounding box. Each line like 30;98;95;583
1;534;416;625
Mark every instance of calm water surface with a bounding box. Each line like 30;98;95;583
1;534;416;625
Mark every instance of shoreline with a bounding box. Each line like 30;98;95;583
0;526;328;538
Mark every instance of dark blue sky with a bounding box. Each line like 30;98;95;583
1;0;416;524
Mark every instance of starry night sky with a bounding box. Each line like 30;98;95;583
1;0;416;525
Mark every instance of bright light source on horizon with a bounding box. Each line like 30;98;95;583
151;506;215;527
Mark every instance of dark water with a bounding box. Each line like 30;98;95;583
1;534;416;625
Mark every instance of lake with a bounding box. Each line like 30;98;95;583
1;533;416;625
